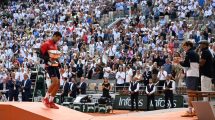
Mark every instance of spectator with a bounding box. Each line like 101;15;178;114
134;69;143;82
77;77;87;95
103;63;112;79
163;58;172;74
125;66;133;86
68;78;77;98
143;67;152;86
157;66;167;94
8;72;21;101
76;59;84;78
0;78;9;100
151;62;159;83
60;77;70;103
21;73;32;102
115;66;125;91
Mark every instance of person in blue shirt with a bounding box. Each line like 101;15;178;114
178;28;184;41
159;16;166;26
198;0;205;8
163;58;172;74
142;33;149;44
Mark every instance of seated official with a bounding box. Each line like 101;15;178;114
21;73;32;101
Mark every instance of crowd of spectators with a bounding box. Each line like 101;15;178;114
0;0;215;102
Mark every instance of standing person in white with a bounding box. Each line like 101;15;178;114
115;67;125;91
103;64;112;79
157;66;167;94
89;40;95;57
125;66;133;86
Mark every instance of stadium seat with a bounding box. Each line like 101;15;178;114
110;83;115;93
88;83;97;93
97;83;103;92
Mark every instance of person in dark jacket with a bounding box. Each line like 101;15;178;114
180;41;200;117
8;72;21;101
76;60;84;78
21;73;32;101
77;77;87;94
0;79;9;100
60;77;70;103
143;67;152;86
199;40;214;101
68;78;77;98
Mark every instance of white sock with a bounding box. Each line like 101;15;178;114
45;93;50;98
49;96;54;102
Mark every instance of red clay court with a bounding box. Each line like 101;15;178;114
0;102;197;120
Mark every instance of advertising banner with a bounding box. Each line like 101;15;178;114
113;95;184;110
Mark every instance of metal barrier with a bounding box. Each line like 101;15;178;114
85;81;187;95
112;85;187;95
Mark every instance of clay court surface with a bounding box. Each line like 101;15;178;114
0;102;197;120
87;109;198;120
